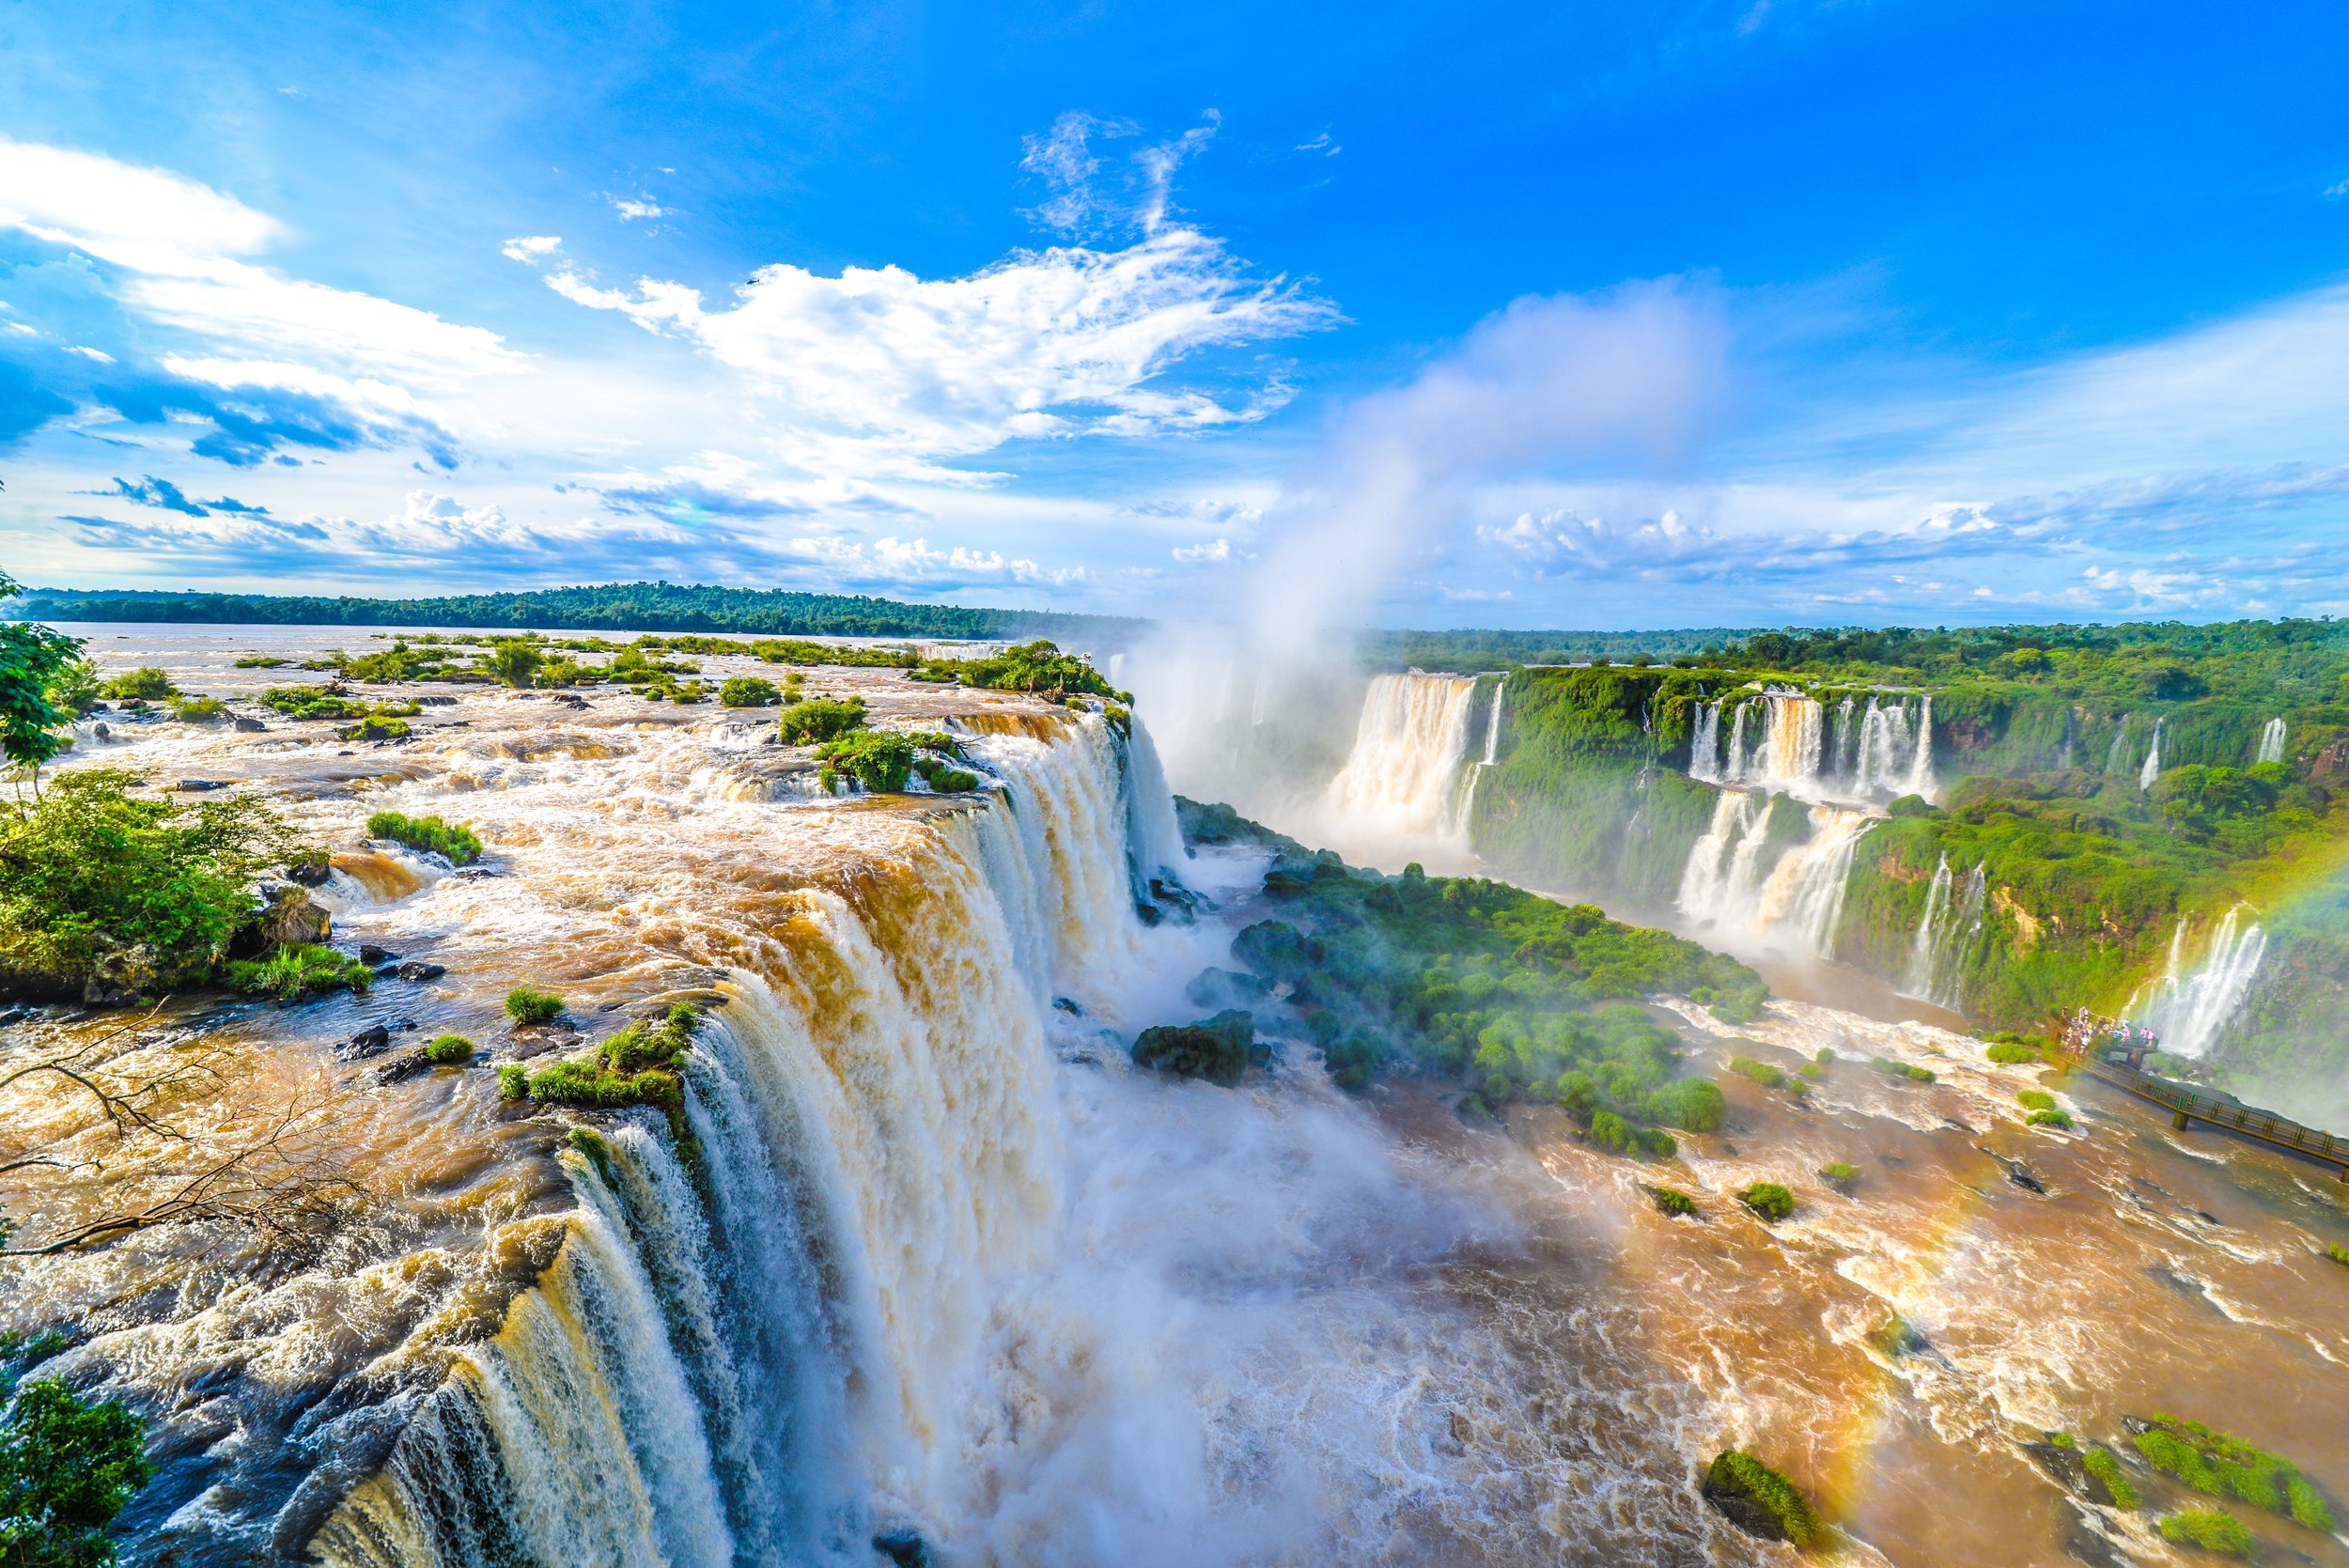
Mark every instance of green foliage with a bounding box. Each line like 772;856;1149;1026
2082;1445;2139;1509
920;762;981;793
483;640;541;688
1819;1161;1859;1184
505;986;564;1025
1738;1182;1796;1221
778;696;867;745
1641;1184;1697;1217
1731;1056;1788;1090
366;811;483;865
257;686;366;720
221;942;372;1001
2027;1108;2074;1129
816;729;918;792
717;676;780;708
912;640;1121;699
2326;1243;2349;1268
41;660;101;720
2016;1088;2057;1110
521;1007;701;1115
2158;1509;2255;1556
424;1033;474;1064
1871;1055;1936;1082
1986;1041;2040;1064
1132;1010;1257;1087
341;714;410;741
231;655;286;669
0;770;307;996
2133;1415;2332;1529
1645;1076;1727;1132
0;575;86;769
96;667;174;702
0;1377;152;1567
165;695;226;723
497;1064;528;1100
1703;1450;1820;1546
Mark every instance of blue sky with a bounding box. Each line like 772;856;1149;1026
3;0;2346;629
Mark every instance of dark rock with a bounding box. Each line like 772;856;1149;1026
872;1531;930;1568
231;716;265;733
2008;1165;2046;1194
397;960;447;982
1051;996;1085;1017
338;1024;393;1061
2062;1521;2124;1568
358;944;399;965
1701;1475;1787;1542
420;695;458;706
373;1048;434;1085
1131;1009;1258;1087
91;722;111;739
284;853;332;886
447;867;499;880
1184;967;1270;1012
229;884;333;957
1134;902;1163;927
175;779;226;792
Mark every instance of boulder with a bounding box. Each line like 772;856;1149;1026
231;716;265;733
339;1023;393;1061
175;779;226;793
397;960;447;982
1131;1009;1259;1087
283;853;332;887
358;944;399;966
230;885;332;957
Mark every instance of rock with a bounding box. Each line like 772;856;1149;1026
358;944;399;965
397;960;447;982
175;779;226;792
339;1024;393;1061
1051;996;1085;1017
871;1532;930;1568
373;1048;434;1085
1184;967;1269;1012
284;853;332;887
91;722;111;739
230;884;333;956
231;716;265;733
1132;1009;1259;1087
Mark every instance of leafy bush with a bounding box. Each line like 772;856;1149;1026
0;1377;153;1566
1642;1185;1697;1217
1872;1055;1936;1082
258;686;365;721
2016;1089;2057;1110
817;729;918;792
2134;1415;2333;1529
484;640;540;688
505;986;564;1025
1820;1161;1859;1185
1731;1056;1787;1090
166;695;226;723
98;667;175;702
2083;1445;2139;1508
497;1064;528;1100
366;811;483;865
913;640;1121;699
1986;1041;2040;1064
921;764;981;793
1645;1077;1727;1132
778;696;867;745
717;676;780;708
2326;1243;2349;1268
0;770;307;998
2027;1108;2075;1129
221;942;373;1001
342;714;410;741
232;655;287;669
425;1033;474;1064
1738;1182;1796;1221
2158;1509;2254;1556
1703;1450;1819;1545
518;1005;700;1117
1132;1010;1257;1087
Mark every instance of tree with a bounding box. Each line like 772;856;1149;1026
483;639;541;688
0;1378;151;1567
0;575;83;773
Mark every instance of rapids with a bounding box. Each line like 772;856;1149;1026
7;629;2349;1568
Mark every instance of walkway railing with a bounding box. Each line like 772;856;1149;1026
2056;1017;2349;1178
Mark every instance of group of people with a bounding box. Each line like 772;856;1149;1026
2061;1006;2160;1060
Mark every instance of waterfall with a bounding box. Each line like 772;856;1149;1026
1324;673;1481;842
1724;703;1752;782
2257;717;2287;765
2056;708;2077;771
1688;700;1721;783
318;715;1158;1565
2139;717;2165;791
1733;691;1826;793
1677;791;1871;957
1853;696;1910;797
2104;714;2133;775
1905;855;1953;997
1122;717;1191;896
1904;695;1936;800
1481;679;1507;767
2133;906;2267;1060
1676;791;1767;926
1832;697;1859;783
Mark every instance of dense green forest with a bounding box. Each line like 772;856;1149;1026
7;582;1138;644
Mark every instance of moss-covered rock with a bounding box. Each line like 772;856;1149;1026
1131;1009;1259;1087
1702;1450;1820;1545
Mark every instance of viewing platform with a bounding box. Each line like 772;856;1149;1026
2057;1012;2349;1179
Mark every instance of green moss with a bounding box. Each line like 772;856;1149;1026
1819;1161;1859;1185
2027;1107;2075;1129
233;655;287;669
221;941;373;1001
1641;1184;1697;1217
505;986;564;1025
2016;1088;2057;1110
1703;1450;1820;1545
1738;1182;1796;1221
1132;1010;1257;1087
424;1033;474;1064
2082;1445;2139;1509
1871;1055;1936;1083
366;811;482;864
497;1064;528;1100
2159;1509;2255;1556
2325;1243;2349;1267
1986;1041;2040;1064
2134;1415;2333;1530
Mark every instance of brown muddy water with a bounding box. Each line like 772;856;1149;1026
2;628;2346;1567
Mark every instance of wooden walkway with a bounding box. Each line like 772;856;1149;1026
2072;1054;2349;1179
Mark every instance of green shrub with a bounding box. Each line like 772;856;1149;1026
166;695;226;723
505;986;564;1025
98;666;175;701
816;729;918;792
1132;1010;1257;1087
1986;1041;2039;1064
778;696;867;745
1730;1056;1787;1090
1703;1450;1820;1545
1646;1077;1727;1132
0;769;308;997
484;641;540;688
425;1033;474;1064
2027;1108;2075;1129
2134;1415;2333;1529
233;655;287;669
1872;1055;1936;1082
497;1064;528;1099
1813;1047;1834;1064
1642;1184;1697;1217
2082;1445;2139;1509
2016;1089;2057;1110
1820;1161;1859;1185
2326;1243;2349;1268
718;676;780;708
2159;1509;2254;1556
366;811;483;865
567;1125;614;1178
1738;1182;1796;1221
221;942;373;1001
342;714;410;741
0;1376;153;1566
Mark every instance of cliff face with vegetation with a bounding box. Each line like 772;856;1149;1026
1458;621;2349;1112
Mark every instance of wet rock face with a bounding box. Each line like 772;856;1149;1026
1699;1472;1788;1541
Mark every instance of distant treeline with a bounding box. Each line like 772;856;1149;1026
7;582;1143;644
1362;627;1762;671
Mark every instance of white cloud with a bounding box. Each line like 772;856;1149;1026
1020;110;1221;237
538;225;1333;473
502;235;563;263
611;198;672;222
786;533;1087;589
1172;537;1234;564
1294;132;1341;157
65;345;114;362
1479;506;1708;573
2326;179;2349;200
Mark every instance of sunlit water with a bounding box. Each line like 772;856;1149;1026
2;629;2346;1567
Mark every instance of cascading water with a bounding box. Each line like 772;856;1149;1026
2104;713;2133;775
1904;860;1984;1008
1723;702;1751;782
1481;679;1507;767
1676;791;1871;956
1324;673;1481;844
2139;716;2165;791
2132;906;2268;1060
1905;855;1953;998
2257;717;2287;765
1688;700;1721;782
